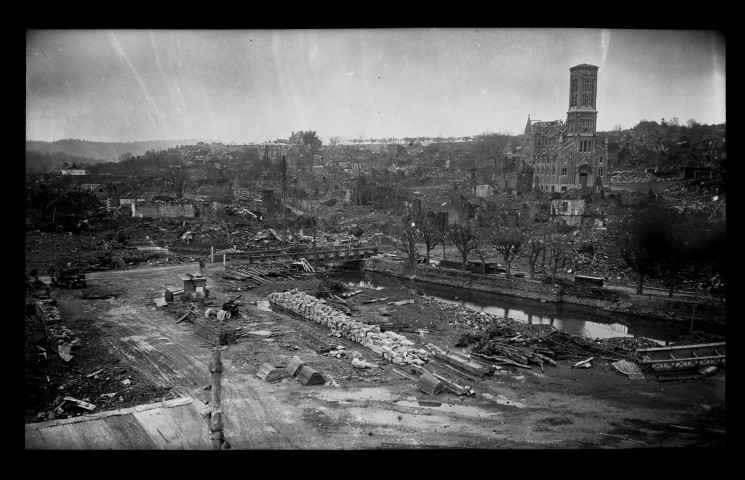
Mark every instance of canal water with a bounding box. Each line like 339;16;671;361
333;270;716;345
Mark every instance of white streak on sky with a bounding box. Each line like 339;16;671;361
149;31;179;117
711;36;726;121
108;31;164;137
600;29;610;68
25;29;726;143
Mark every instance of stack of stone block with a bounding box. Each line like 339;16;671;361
267;291;428;366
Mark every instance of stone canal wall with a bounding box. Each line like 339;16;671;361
363;257;726;326
363;257;563;303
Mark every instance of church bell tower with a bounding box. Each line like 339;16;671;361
567;64;598;135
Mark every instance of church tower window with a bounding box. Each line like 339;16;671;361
570;75;578;107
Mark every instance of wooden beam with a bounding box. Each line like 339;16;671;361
209;346;224;450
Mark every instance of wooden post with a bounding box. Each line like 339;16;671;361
209;345;224;450
282;156;287;250
541;232;547;280
211;246;214;263
690;283;700;334
223;253;226;269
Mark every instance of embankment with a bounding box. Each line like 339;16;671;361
363;257;725;327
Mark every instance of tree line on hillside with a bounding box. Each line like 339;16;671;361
25;150;97;175
25;139;209;163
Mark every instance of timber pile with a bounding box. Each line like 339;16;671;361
192;316;242;346
466;323;557;369
314;276;356;314
268;290;429;366
536;331;636;361
467;319;645;367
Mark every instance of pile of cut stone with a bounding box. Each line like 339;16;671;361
267;290;429;366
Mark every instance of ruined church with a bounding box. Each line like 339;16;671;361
520;64;608;193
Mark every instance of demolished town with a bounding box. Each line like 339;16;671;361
25;30;726;450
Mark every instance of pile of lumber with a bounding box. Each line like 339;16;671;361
298;257;315;273
192;316;242;346
536;330;631;361
466;320;633;366
471;345;556;370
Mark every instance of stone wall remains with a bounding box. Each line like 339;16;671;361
133;201;195;218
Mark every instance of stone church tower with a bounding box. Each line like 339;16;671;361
522;64;608;193
565;64;607;190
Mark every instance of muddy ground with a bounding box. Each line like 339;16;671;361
25;261;726;449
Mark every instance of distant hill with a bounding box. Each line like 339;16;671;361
25;139;213;162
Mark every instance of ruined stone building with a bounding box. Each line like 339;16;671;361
520;64;609;193
501;158;534;193
257;142;288;161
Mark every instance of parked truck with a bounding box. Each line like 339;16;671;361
52;267;87;289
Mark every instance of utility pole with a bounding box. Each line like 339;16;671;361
208;342;226;449
690;282;701;334
541;232;547;280
281;155;287;250
313;218;318;268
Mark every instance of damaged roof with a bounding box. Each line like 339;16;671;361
25;397;211;450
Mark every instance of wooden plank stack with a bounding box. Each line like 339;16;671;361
267;291;429;366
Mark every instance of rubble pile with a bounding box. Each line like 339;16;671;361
26;231;101;268
610;170;669;184
672;331;726;346
591;336;660;355
267;290;428;366
416;296;502;330
570;227;634;282
662;179;722;198
34;299;81;353
659;181;725;215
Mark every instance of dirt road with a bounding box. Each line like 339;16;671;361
43;262;725;449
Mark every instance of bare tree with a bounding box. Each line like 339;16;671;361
329;136;342;152
436;216;448;264
414;213;443;266
168;167;191;199
215;207;232;244
545;231;574;285
448;223;478;271
525;233;546;280
485;226;526;278
396;218;419;266
472;226;490;274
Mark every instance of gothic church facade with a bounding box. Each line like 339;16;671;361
521;64;609;193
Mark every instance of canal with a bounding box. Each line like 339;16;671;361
333;270;722;345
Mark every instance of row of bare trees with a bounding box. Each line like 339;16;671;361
396;213;575;284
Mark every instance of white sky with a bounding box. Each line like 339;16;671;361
26;28;726;144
